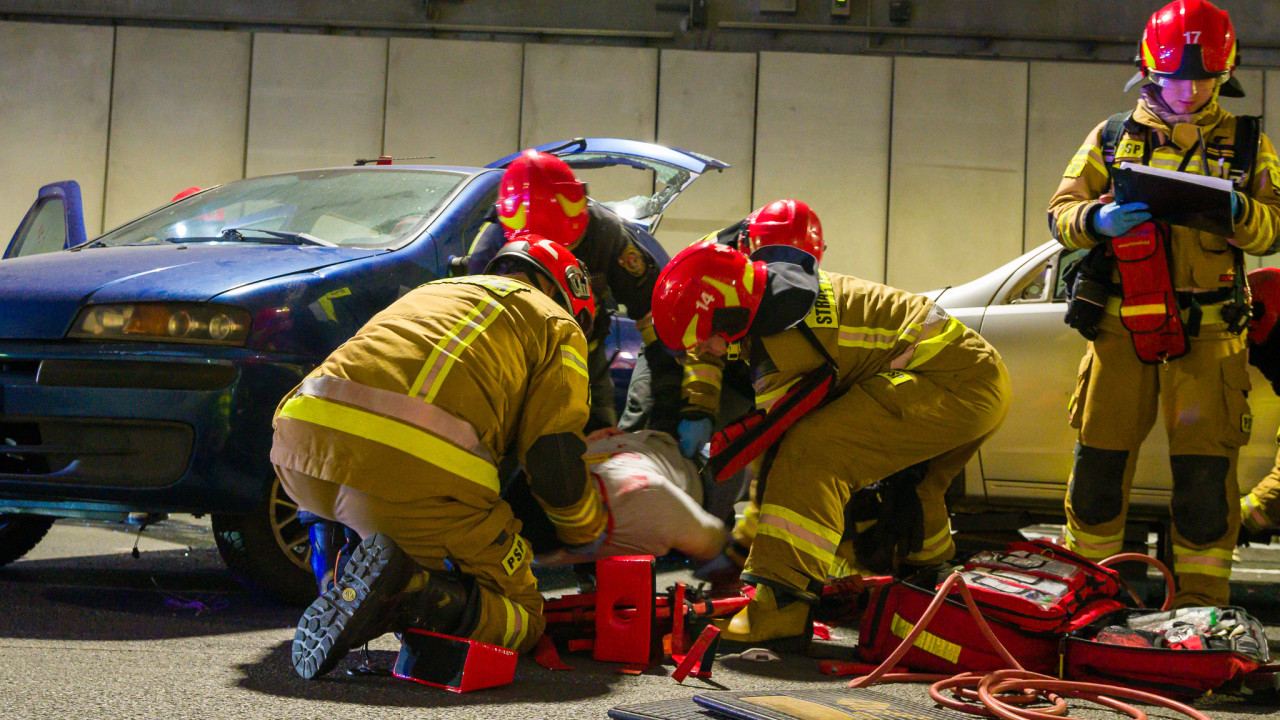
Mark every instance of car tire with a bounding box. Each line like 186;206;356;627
212;477;316;606
0;513;56;566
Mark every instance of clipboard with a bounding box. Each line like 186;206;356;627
1112;162;1234;236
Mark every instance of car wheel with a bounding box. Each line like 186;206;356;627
212;476;316;606
0;513;56;566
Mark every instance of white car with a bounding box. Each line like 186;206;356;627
932;241;1277;543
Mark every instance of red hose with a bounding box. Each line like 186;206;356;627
847;569;1211;720
1098;553;1176;612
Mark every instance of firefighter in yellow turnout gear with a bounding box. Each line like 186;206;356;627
1239;268;1280;537
1048;0;1280;607
276;237;608;680
651;242;1011;650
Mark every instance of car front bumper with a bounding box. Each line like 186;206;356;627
0;340;314;517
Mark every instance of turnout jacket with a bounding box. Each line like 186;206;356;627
1048;95;1280;290
682;270;995;417
271;275;606;546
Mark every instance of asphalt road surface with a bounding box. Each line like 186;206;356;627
1;516;1278;720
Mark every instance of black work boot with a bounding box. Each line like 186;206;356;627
292;533;418;680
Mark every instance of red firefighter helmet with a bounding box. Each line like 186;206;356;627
497;150;589;246
1248;267;1280;345
745;199;824;262
1129;0;1242;96
485;235;595;330
652;241;768;354
171;187;202;202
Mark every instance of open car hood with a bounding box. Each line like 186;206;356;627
487;138;730;233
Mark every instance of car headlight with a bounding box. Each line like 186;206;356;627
69;303;251;346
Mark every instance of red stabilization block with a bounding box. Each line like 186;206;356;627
594;556;657;665
393;629;517;693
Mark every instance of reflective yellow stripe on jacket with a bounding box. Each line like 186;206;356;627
410;295;504;402
278;379;500;495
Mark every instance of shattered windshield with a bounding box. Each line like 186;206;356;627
91;169;466;249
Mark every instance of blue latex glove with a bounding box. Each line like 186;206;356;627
1092;201;1151;238
1232;191;1244;221
677;418;713;458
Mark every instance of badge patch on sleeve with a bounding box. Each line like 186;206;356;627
618;242;648;277
1242;413;1253;435
877;370;912;386
500;534;529;575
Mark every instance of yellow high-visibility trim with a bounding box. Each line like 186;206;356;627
837;324;899;349
920;523;952;551
1173;561;1232;578
760;503;842;546
1066;525;1124;545
278;395;499;494
1173;545;1233;561
682;316;700;351
499;204;527;232
756;378;799;411
1119;304;1168;318
756;524;837;568
556;193;587;218
561;345;588;379
704;277;740;307
409;297;503;401
905;318;966;370
891;614;962;663
741;262;755;294
683;365;722;386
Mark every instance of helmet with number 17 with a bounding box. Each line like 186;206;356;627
486;235;595;331
497;150;589;246
745;199;825;263
1127;0;1243;97
651;241;768;354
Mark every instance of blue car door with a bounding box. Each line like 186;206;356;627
3;181;88;260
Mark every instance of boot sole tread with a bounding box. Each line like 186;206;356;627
291;534;415;680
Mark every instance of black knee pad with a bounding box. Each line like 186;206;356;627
1069;444;1128;526
1170;455;1231;545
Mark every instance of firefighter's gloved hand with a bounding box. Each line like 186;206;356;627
1092;201;1151;238
677;418;713;458
1232;191;1245;222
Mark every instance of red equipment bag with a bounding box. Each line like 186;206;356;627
1109;221;1188;364
857;578;1062;675
1064;606;1271;698
954;540;1126;633
857;540;1128;675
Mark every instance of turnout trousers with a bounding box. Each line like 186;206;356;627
277;465;544;653
742;353;1011;598
1064;316;1250;607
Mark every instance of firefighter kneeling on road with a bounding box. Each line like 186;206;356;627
272;236;609;680
650;241;1012;651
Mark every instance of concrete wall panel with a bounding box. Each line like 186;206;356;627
654;49;756;255
384;38;522;166
245;33;387;177
104;27;250;230
754;52;893;280
0;22;112;238
520;44;658;203
888;57;1027;292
